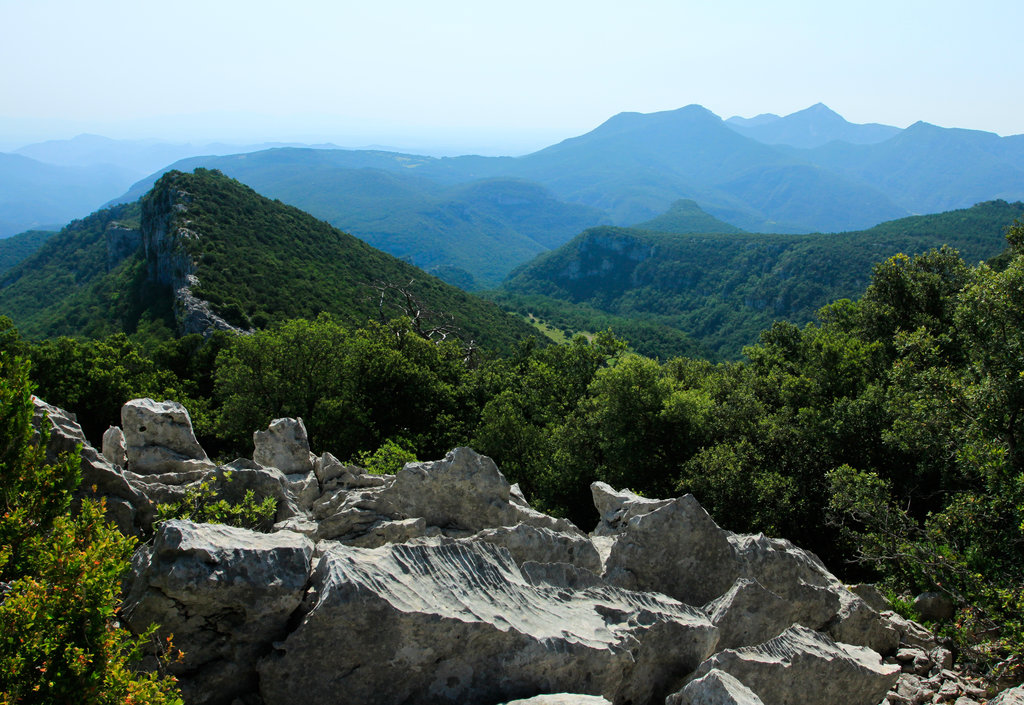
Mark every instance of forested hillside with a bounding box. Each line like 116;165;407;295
0;169;538;352
499;200;1024;358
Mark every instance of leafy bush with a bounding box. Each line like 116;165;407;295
0;354;182;703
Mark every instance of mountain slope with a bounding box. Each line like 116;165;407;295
803;122;1024;214
113;150;607;288
633;199;745;234
500;200;1024;358
0;169;539;352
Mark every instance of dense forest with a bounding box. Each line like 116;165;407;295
497;200;1024;359
3;222;1023;697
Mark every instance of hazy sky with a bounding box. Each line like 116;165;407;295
2;0;1022;152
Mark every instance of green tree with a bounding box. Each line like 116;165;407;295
0;354;182;703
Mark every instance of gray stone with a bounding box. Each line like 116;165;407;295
472;524;602;572
990;686;1024;705
122;398;214;475
598;488;738;604
914;591;955;621
32;397;153;534
102;425;128;467
703;578;837;651
499;697;611;705
883;611;938;651
666;669;765;705
690;624;900;705
123;520;314;705
931;647;954;671
253;417;314;475
382;447;523;531
849;583;892;612
257;540;719;705
593;482;896;653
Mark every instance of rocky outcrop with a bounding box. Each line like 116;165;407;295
33;396;990;705
592;482;899;655
140;176;245;336
124;521;314;705
258;539;717;705
689;625;899;705
121;398;214;475
666;669;765;705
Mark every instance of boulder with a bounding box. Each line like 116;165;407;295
690;624;900;705
472;524;602;572
123;520;314;705
593;482;897;653
597;487;738;603
101;425;128;467
253;417;314;475
257;540;719;705
849;584;892;612
666;669;766;705
914;591;955;621
121;398;214;475
991;686;1024;705
703;578;837;650
32;397;153;534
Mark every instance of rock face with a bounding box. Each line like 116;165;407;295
121;398;214;475
33;396;966;705
690;625;899;705
666;669;766;705
123;521;314;705
258;540;717;705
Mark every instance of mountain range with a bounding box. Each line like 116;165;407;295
4;103;1022;289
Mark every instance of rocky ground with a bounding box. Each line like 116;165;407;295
31;397;1024;705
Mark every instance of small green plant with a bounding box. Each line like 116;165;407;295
155;471;277;531
353;439;419;476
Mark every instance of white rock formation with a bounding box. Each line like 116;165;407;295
121;398;214;475
123;520;314;705
666;669;766;705
101;425;128;467
30;396;958;705
689;625;899;705
257;539;718;705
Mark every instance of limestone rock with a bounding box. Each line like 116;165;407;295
598;488;738;603
382;447;523;531
257;540;719;705
122;398;214;475
914;591;955;621
666;669;766;705
499;696;611;705
472;524;602;573
253;417;314;474
593;482;896;653
124;520;314;705
703;578;837;651
690;624;900;705
883;611;939;651
990;686;1024;705
102;425;128;467
32;397;152;534
849;583;892;612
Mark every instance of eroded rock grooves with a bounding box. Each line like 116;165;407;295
32;396;996;705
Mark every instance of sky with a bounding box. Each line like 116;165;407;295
2;0;1023;154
